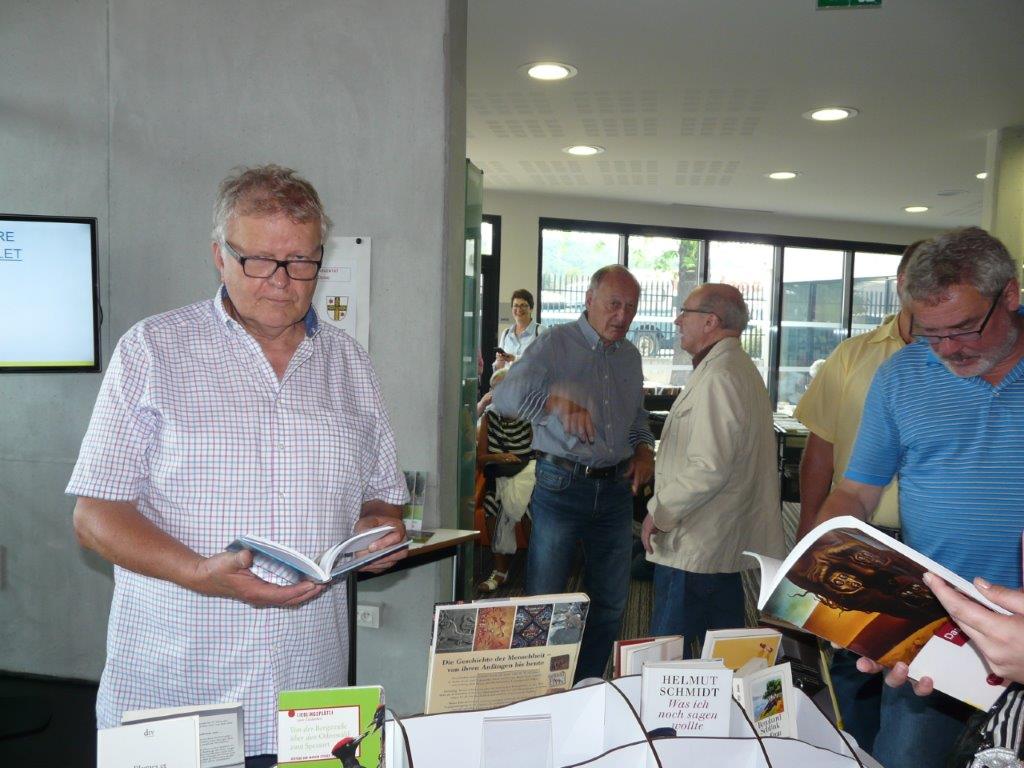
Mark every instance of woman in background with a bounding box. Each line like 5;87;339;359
497;289;543;366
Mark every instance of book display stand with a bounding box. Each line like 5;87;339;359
382;676;882;768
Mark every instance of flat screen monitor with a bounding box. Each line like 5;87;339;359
0;214;100;372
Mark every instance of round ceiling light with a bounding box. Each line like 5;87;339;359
766;171;799;180
523;61;578;81
803;107;859;122
904;206;929;213
977;172;988;180
563;145;605;156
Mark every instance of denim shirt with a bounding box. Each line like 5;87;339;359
491;314;653;466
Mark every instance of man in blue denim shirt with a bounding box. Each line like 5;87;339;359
491;265;655;680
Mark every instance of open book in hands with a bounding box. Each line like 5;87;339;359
227;524;410;584
744;515;1010;710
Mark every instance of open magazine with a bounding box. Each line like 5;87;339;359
744;515;1011;710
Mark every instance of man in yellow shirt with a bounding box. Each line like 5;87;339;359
792;241;920;752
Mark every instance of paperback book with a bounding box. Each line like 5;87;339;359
226;524;409;584
98;716;201;768
613;635;683;678
277;686;385;768
424;593;589;714
701;628;782;671
640;660;733;737
745;515;1010;710
732;661;797;738
121;701;243;768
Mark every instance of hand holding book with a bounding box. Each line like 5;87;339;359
863;572;1024;695
745;515;1012;710
352;511;409;574
226;522;411;585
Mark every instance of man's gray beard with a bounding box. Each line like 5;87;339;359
938;319;1020;378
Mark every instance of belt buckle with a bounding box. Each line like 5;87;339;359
582;464;594;478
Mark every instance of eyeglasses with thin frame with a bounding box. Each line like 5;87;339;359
221;240;324;281
678;307;720;321
911;285;1006;344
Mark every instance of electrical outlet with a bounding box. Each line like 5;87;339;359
356;603;380;629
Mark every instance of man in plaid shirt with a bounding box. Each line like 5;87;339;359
68;165;408;766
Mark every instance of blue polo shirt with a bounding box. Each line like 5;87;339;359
846;323;1024;588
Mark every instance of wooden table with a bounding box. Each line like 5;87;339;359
346;528;480;684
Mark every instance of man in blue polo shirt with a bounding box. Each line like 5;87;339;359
814;227;1024;768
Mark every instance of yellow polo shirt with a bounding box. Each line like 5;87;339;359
793;314;906;529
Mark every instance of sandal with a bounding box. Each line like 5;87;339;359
477;570;508;593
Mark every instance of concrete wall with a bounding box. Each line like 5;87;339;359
483;189;943;325
0;0;465;715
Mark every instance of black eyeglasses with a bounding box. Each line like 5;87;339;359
678;307;720;320
222;240;324;281
911;285;1005;344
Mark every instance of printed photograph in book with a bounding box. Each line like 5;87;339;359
762;527;946;667
700;628;782;671
733;662;796;739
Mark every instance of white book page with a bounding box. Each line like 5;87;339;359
228;536;322;580
623;637;684;676
319;524;396;571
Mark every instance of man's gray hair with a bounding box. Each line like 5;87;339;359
211;164;333;243
904;227;1017;302
588;264;641;293
695;284;749;332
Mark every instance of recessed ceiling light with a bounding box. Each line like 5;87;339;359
766;171;799;180
563;145;604;156
522;61;578;81
904;206;929;213
977;172;988;180
803;107;859;122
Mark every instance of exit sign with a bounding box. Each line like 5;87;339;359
818;0;881;7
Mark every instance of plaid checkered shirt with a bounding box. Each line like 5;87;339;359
66;288;408;755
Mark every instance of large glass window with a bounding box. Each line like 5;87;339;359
707;241;775;385
540;228;622;331
852;251;902;336
778;248;845;413
535;218;903;410
627;235;700;385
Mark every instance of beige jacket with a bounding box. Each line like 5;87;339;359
647;337;786;573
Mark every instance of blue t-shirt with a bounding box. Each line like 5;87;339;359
846;329;1024;588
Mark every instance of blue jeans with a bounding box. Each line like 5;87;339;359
526;458;633;681
649;566;744;658
872;677;973;768
830;649;882;754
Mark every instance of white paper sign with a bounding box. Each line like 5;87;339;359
480;715;553;768
312;236;371;348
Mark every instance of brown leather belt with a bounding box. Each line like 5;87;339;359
537;452;628;479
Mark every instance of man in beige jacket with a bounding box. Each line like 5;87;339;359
642;283;785;654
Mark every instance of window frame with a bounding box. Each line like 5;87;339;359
537;216;904;408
